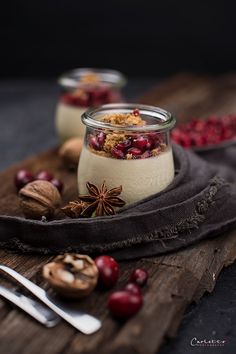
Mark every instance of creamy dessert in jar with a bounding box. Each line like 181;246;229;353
55;68;126;142
78;104;176;206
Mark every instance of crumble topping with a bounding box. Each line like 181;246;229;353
87;109;167;160
80;72;100;84
101;112;146;127
103;133;126;153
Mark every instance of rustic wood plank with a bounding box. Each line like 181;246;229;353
0;73;236;354
139;73;236;121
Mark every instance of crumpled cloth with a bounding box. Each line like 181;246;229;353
0;143;236;260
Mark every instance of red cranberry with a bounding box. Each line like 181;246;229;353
15;169;34;190
89;135;101;151
108;291;143;319
94;255;119;288
133;108;140;116
129;268;148;287
51;178;64;193
132;136;148;150
36;170;54;182
116;139;131;151
111;147;125;159
124;283;141;296
127;147;142;157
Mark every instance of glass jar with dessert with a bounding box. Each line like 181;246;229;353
55;68;126;142
78;103;176;206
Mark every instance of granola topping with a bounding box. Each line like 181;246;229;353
80;72;100;84
87;109;167;160
103;133;126;152
101;111;146;127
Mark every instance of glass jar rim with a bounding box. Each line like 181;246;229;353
82;103;176;132
58;68;127;89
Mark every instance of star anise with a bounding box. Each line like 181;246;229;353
61;200;89;218
80;181;126;217
62;182;126;218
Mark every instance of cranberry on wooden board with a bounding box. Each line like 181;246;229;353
108;290;143;319
94;255;119;288
124;283;142;296
129;268;149;287
15;170;34;190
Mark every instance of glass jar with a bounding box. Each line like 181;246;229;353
78;103;176;206
55;68;126;142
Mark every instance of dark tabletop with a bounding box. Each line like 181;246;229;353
0;78;235;354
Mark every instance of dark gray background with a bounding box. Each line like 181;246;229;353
0;0;236;77
0;79;236;353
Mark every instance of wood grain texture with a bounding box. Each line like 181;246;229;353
0;73;236;354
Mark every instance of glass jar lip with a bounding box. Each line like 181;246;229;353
82;103;176;132
58;68;127;89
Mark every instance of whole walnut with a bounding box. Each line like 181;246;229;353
43;253;99;298
19;180;61;220
59;138;83;168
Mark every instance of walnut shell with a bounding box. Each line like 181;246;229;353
19;180;61;220
43;253;98;299
59;138;83;168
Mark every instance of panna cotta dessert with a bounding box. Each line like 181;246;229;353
78;104;176;205
55;68;126;142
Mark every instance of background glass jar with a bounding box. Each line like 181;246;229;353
55;68;126;142
78;103;176;206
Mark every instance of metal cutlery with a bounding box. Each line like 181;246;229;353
0;284;60;327
0;264;101;334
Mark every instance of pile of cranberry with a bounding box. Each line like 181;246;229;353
89;131;162;160
15;170;64;193
61;85;116;108
171;114;236;148
94;255;148;319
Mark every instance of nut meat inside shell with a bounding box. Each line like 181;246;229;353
43;254;99;298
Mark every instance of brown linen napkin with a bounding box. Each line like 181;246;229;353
0;143;235;260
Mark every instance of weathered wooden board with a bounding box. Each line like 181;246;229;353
0;73;236;354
